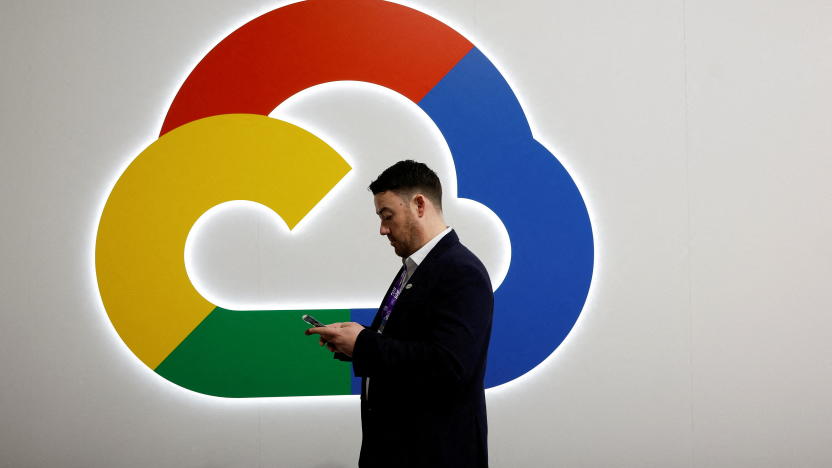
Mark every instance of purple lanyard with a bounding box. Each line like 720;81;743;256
378;265;408;334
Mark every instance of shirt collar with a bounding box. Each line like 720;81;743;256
404;226;452;274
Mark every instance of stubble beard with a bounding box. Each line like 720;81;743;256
393;215;418;258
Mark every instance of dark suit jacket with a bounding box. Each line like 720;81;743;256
352;230;493;468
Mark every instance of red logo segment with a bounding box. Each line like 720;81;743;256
161;0;473;135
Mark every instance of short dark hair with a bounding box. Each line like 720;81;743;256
369;160;443;210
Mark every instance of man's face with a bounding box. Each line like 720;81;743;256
374;190;418;258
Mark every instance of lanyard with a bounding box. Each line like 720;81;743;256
378;265;408;334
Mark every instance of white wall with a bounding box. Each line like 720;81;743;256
1;0;830;467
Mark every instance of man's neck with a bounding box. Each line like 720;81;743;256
412;220;447;253
406;225;451;265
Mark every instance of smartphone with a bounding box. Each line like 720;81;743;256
302;314;327;328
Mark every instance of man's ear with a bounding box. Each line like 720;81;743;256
413;194;426;217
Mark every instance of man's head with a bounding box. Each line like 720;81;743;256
369;160;446;258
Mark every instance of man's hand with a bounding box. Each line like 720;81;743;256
305;322;365;357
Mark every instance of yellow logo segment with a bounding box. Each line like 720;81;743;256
96;114;352;369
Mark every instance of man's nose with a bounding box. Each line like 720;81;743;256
379;224;390;235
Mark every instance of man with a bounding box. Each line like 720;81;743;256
306;160;494;468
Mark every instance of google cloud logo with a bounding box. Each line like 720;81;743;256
95;0;594;398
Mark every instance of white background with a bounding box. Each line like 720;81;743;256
1;0;831;467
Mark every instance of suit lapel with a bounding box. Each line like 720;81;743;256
387;230;460;310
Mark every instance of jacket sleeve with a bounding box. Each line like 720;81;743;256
351;262;493;386
333;352;352;362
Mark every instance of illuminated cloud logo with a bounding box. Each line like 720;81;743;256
95;0;593;397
